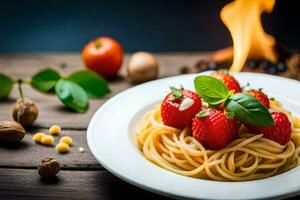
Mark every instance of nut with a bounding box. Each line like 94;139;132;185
41;135;54;146
55;142;70;153
79;147;85;153
49;125;61;135
0;121;26;142
32;132;46;143
127;52;159;83
12;98;38;127
38;157;60;178
59;136;73;146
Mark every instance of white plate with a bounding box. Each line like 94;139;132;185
87;71;300;200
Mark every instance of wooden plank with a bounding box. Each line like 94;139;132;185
0;168;174;200
0;129;100;169
0;53;208;129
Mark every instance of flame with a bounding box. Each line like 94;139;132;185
221;0;277;72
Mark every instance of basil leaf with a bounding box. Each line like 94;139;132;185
194;75;229;99
55;79;89;113
31;68;60;92
0;73;14;99
200;95;228;106
68;70;109;98
225;93;274;126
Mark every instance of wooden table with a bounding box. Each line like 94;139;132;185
0;53;209;200
1;53;299;200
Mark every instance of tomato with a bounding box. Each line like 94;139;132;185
82;37;124;79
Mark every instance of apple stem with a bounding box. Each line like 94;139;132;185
95;41;101;49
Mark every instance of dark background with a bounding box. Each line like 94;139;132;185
0;0;299;52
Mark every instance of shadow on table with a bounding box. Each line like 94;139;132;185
95;171;175;200
0;141;30;150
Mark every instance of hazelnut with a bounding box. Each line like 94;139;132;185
127;52;159;83
12;98;38;127
38;157;60;178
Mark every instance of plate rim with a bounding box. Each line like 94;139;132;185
87;71;300;200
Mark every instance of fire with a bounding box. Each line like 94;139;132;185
221;0;277;72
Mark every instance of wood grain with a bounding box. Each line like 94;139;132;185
0;53;207;128
0;168;174;200
0;53;206;199
2;53;296;200
0;129;99;169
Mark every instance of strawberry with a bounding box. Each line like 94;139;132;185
247;90;270;108
212;71;241;93
246;112;291;145
161;87;201;129
192;108;239;150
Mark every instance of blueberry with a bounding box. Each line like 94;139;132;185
259;60;272;71
247;60;257;68
276;62;287;72
208;62;217;70
180;66;190;74
195;60;208;68
268;66;277;75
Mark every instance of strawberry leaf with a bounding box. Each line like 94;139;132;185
225;93;274;126
196;109;209;119
225;111;235;119
170;86;182;99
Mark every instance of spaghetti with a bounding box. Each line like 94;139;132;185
135;100;300;181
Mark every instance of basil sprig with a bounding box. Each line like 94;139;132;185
31;69;110;113
194;75;274;126
0;68;109;113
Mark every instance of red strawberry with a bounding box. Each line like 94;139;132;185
212;71;241;93
192;108;239;150
247;90;270;108
246;112;291;145
161;87;201;129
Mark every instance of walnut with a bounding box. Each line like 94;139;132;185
0;121;25;142
286;53;300;80
38;158;60;178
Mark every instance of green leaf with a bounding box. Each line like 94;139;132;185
31;68;60;92
170;86;183;99
55;79;89;113
225;93;274;126
196;109;210;118
68;70;109;98
0;73;14;99
194;75;230;105
225;111;235;119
